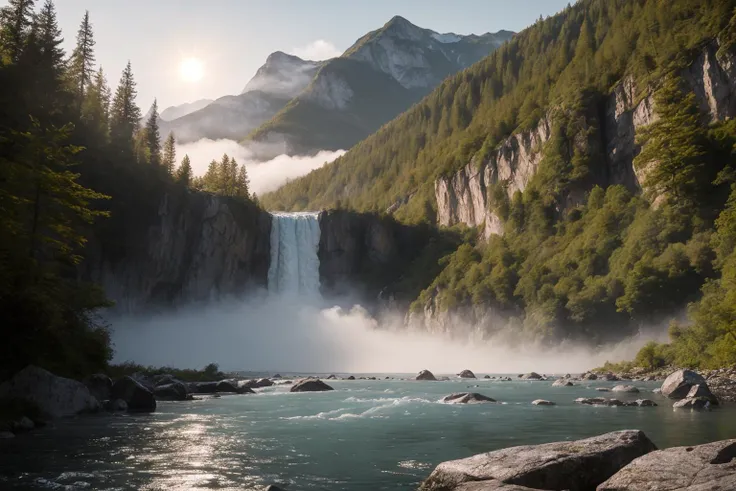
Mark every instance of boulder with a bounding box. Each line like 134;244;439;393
130;372;155;392
152;374;180;387
154;382;189;401
458;370;477;379
453;482;544;490
531;400;555;406
0;365;99;419
612;385;640;393
552;379;573;387
598;439;736;490
105;399;127;412
346;376;356;380
215;380;241;393
272;374;282;379
442;393;496;404
257;378;274;388
582;372;599;380
661;369;707;400
189;381;218;394
596;388;611;392
575;397;625;406
686;384;719;405
633;399;657;407
110;376;156;412
418;430;656;491
290;379;334;392
564;374;572;378
265;486;286;491
12;416;34;432
599;373;620;381
417;370;437;381
484;375;491;379
673;397;712;410
326;374;337;380
520;372;542;380
84;374;112;402
498;377;512;382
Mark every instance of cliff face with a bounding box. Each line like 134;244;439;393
436;41;736;237
84;189;271;313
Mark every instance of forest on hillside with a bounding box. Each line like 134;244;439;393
264;0;736;369
0;0;256;379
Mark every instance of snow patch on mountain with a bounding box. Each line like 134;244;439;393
431;32;461;44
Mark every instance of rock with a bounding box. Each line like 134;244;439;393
661;369;707;400
84;374;113;402
346;376;355;380
564;373;572;378
326;374;337;379
599;373;620;381
458;370;477;379
453;481;543;490
633;399;657;407
111;376;156;413
498;377;512;381
484;375;491;379
531;400;555;406
652;388;661;394
575;397;625;406
598;439;736;490
215;380;240;393
520;372;542;380
686;384;719;405
583;372;599;380
130;372;155;392
0;431;14;439
418;430;656;491
442;393;496;404
189;381;218;394
552;379;573;387
290;379;334;392
256;378;274;388
612;385;640;393
12;416;34;432
272;374;282;379
151;374;180;387
265;486;286;491
0;365;99;419
416;370;437;381
154;382;189;401
596;388;611;392
672;397;712;410
105;399;128;412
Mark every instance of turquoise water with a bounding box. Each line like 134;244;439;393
2;375;736;490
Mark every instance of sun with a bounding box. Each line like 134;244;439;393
179;57;204;83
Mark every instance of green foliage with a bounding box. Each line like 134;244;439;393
144;98;161;166
175;154;192;186
162;132;176;175
192;153;251;200
107;361;227;382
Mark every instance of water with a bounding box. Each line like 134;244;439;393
268;212;321;295
2;376;736;491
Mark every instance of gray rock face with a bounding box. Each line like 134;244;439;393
84;374;112;403
583;373;599;381
215;380;241;393
0;366;99;419
661;369;708;400
417;370;437;381
189;381;218;394
290;379;334;392
552;379;573;387
531;400;555;406
442;393;496;404
418;430;656;491
673;397;712;410
256;378;274;388
612;385;639;393
686;384;719;404
458;370;476;379
154;381;189;401
520;372;542;380
633;399;658;407
576;397;625;407
111;377;156;412
598;439;736;490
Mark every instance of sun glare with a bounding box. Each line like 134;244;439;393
179;57;204;83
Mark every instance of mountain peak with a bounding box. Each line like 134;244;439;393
266;51;307;64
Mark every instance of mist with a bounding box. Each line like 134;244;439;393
175;138;345;195
110;294;665;375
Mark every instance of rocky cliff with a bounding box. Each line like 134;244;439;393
83;187;271;313
436;41;736;237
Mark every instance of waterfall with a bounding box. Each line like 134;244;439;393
267;212;321;296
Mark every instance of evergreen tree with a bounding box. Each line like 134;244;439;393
634;76;707;208
162;132;176;174
144;99;161;166
83;66;111;141
0;0;35;62
109;61;141;156
237;163;250;199
36;0;64;73
68;11;95;107
176;154;192;186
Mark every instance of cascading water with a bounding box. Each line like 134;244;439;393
267;212;321;296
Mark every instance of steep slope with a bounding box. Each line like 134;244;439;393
159;52;322;144
159;99;213;121
245;16;513;155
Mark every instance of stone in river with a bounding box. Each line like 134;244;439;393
441;393;496;404
290;379;334;392
458;370;477;379
531;399;555;406
661;369;707;400
612;385;640;393
416;370;437;381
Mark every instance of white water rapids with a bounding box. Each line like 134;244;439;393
267;212;321;296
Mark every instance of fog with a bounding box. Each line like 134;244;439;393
110;294;666;375
175;138;345;195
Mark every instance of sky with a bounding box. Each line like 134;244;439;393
24;0;574;112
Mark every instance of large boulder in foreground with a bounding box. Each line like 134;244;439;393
290;379;334;392
598;439;736;490
418;430;656;491
417;370;437;381
111;376;156;412
458;370;476;379
442;393;496;404
0;366;99;419
661;369;707;400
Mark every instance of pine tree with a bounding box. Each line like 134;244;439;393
0;0;35;62
144;99;161;166
36;0;64;73
162;132;176;174
68;11;95;106
83;67;111;140
109;61;141;155
634;76;706;207
176;154;192;186
237;163;250;199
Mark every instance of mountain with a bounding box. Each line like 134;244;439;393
159;99;213;121
159;52;323;144
262;0;736;363
243;16;513;156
